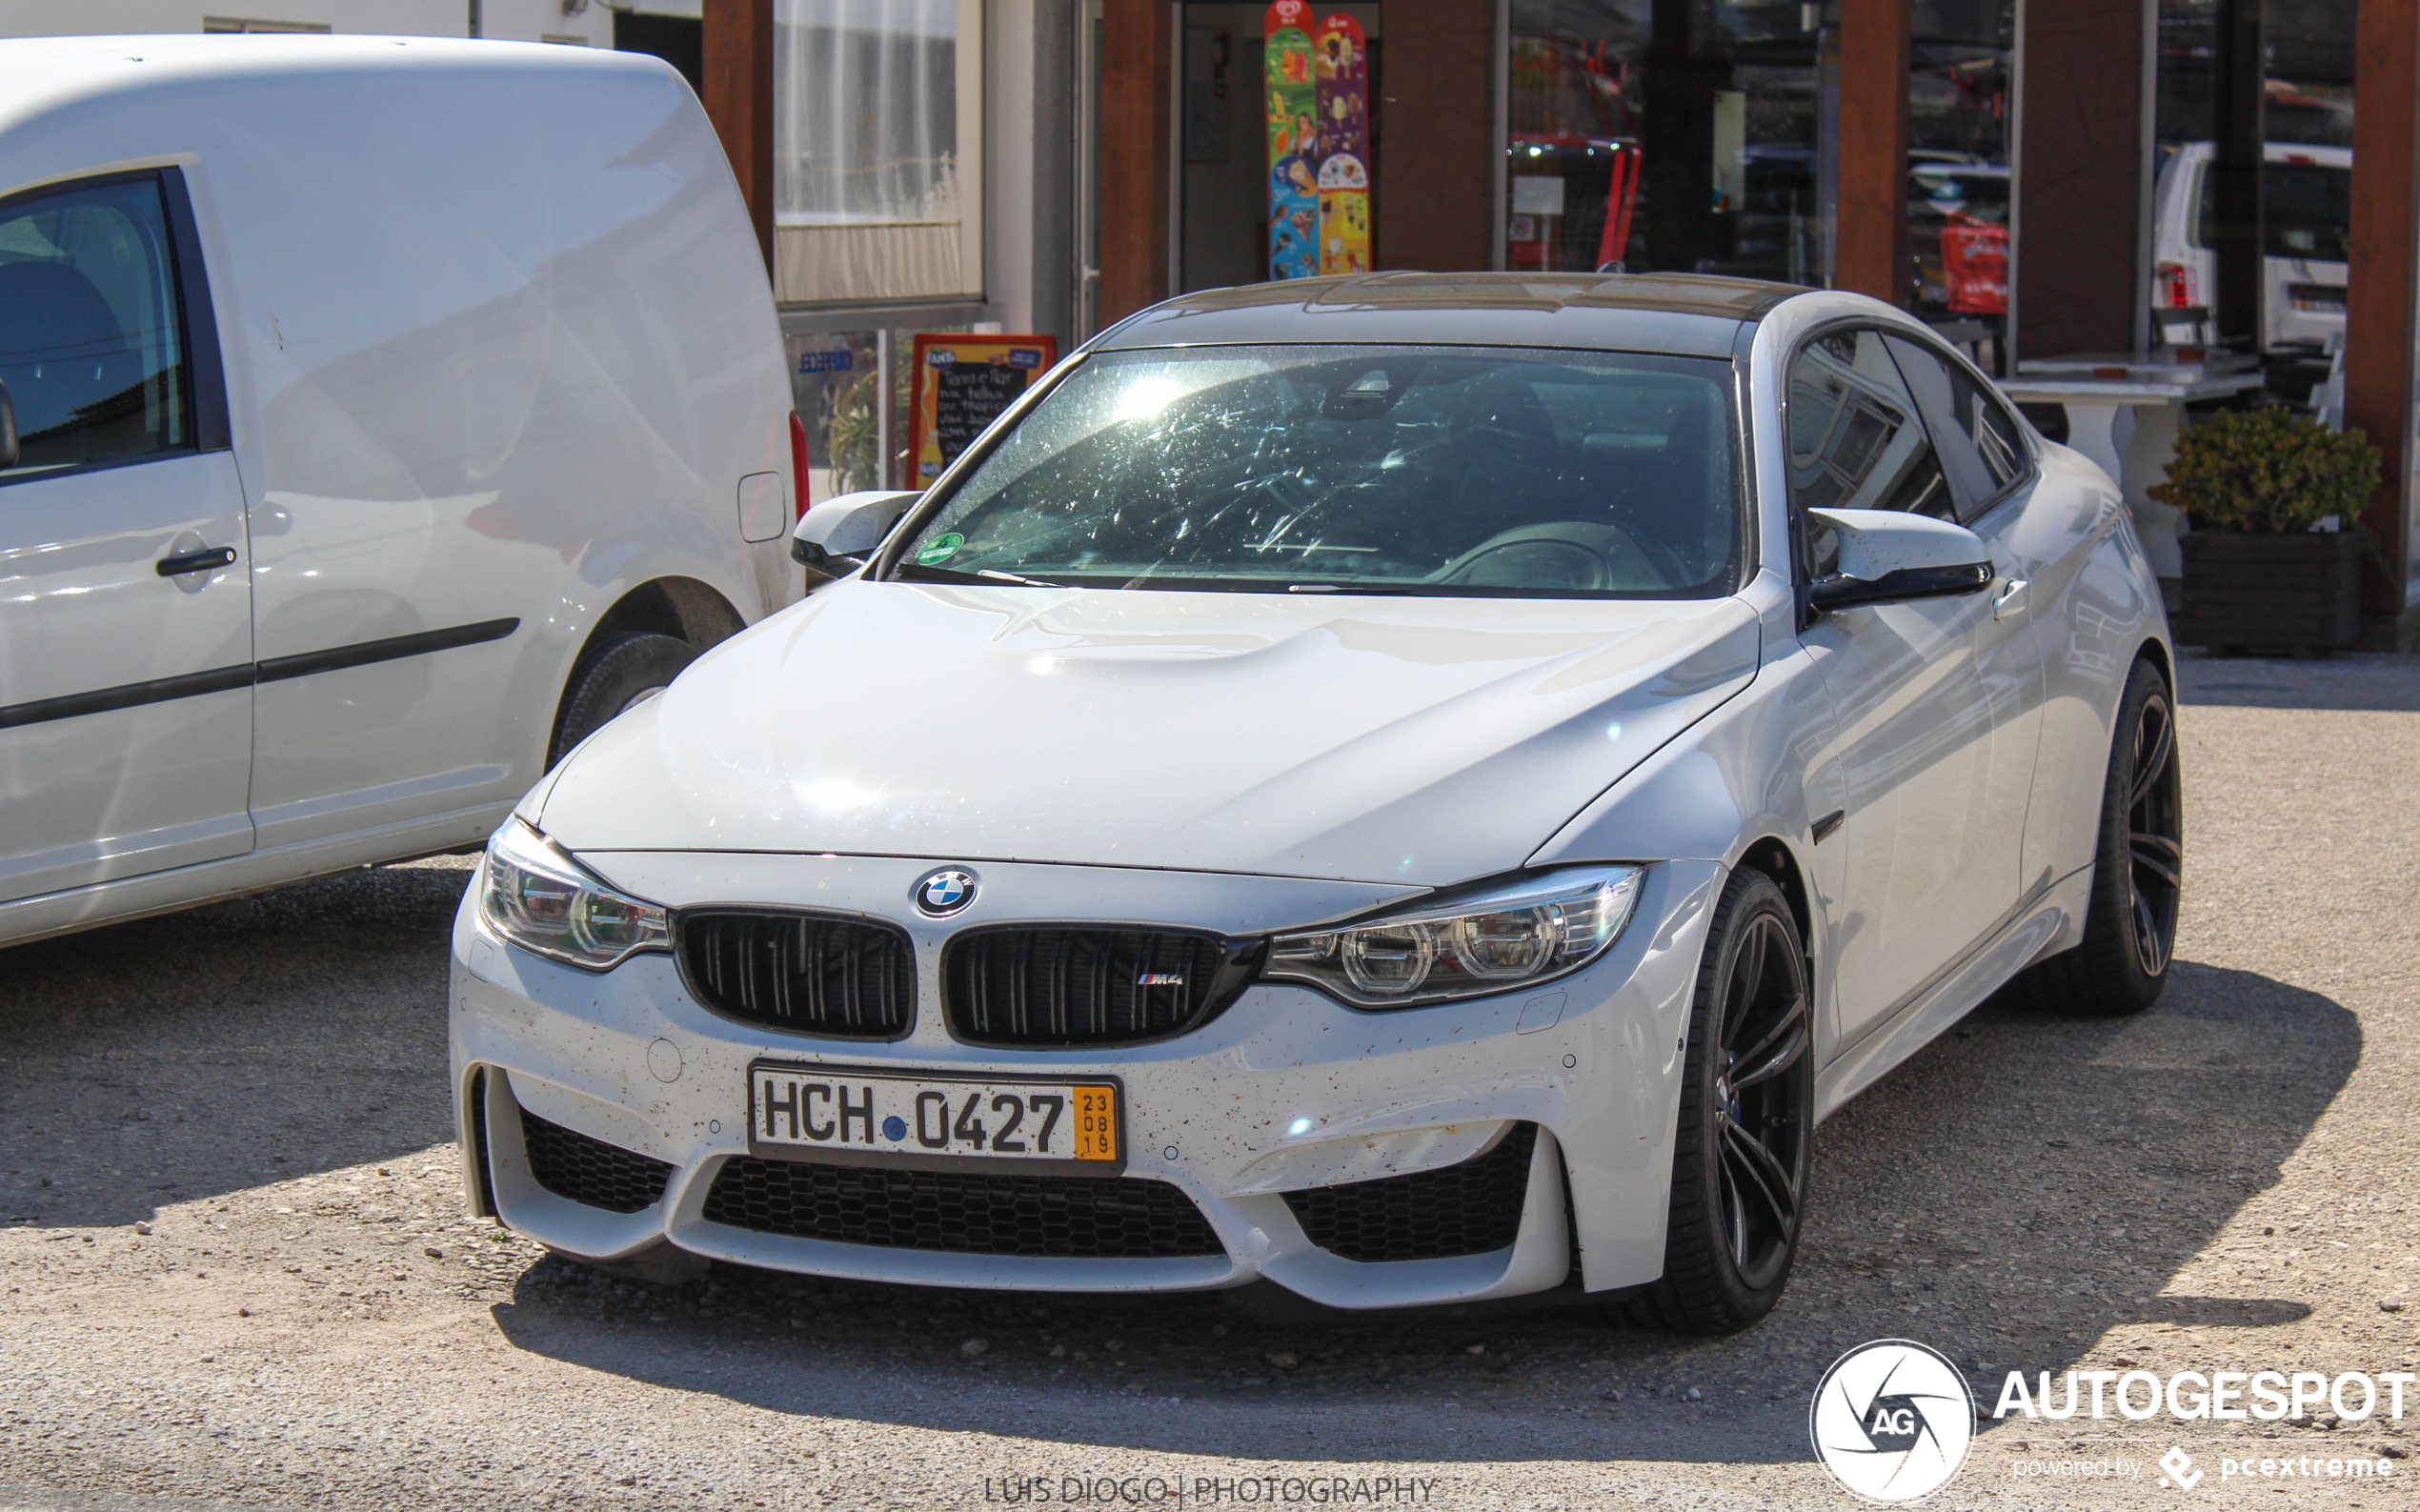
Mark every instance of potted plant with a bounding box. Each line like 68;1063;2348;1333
2149;406;2382;653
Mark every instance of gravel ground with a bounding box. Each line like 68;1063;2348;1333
0;651;2415;1511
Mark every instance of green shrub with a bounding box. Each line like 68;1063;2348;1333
2146;406;2382;534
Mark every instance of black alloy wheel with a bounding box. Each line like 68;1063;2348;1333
1612;869;1813;1335
2002;656;2182;1017
2119;687;2184;977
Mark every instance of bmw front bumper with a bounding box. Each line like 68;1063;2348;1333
449;851;1722;1308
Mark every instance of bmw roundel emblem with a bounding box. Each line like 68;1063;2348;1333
913;867;978;917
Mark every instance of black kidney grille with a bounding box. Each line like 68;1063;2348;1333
678;910;915;1038
702;1156;1225;1260
1281;1123;1538;1263
518;1108;675;1215
944;927;1250;1047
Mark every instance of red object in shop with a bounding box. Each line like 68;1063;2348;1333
1938;212;2007;315
1597;143;1639;272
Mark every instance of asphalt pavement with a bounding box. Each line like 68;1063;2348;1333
0;651;2413;1510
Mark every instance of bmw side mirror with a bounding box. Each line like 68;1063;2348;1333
0;376;17;471
791;489;922;573
1804;507;1995;615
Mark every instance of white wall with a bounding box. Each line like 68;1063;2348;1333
0;0;612;45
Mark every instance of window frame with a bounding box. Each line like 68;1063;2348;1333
0;165;230;494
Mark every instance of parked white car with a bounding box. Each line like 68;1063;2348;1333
454;273;2181;1331
0;35;801;946
2151;140;2349;353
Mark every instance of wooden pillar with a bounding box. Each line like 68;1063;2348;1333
2346;0;2420;632
1098;0;1174;327
2014;0;2151;358
1375;0;1498;272
1835;0;1910;306
702;0;775;272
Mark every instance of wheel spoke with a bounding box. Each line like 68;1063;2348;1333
2129;834;2182;890
1730;1000;1809;1090
2128;708;2174;813
1727;919;1770;1034
1721;1122;1798;1240
2133;891;2168;971
1716;1153;1749;1268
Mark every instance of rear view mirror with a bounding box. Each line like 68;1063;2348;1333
0;376;17;470
791;489;921;573
1805;507;1994;614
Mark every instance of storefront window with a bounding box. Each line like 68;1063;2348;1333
1503;0;2008;319
773;0;985;305
787;324;975;499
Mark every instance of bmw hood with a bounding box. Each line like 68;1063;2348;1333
535;580;1762;887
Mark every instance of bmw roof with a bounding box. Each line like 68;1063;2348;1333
1093;271;1811;358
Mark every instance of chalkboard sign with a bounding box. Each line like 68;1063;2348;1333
933;363;1029;463
908;333;1059;484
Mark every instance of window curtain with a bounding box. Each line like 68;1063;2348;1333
774;0;981;304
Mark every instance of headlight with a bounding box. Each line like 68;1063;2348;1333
477;819;668;971
1262;866;1644;1009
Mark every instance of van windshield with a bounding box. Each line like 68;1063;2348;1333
888;344;1743;598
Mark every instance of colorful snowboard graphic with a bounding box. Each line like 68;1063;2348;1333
1264;1;1318;280
1312;13;1370;274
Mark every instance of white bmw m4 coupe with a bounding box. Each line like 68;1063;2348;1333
450;272;2183;1333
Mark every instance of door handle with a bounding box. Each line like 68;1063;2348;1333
157;546;238;577
1992;576;2030;620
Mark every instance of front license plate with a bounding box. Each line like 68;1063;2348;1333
746;1062;1122;1174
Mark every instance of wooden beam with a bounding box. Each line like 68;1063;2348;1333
1834;0;1911;305
1098;0;1175;326
2014;0;2151;358
2346;0;2420;628
702;0;775;272
1377;0;1498;272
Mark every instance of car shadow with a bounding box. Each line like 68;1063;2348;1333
488;957;2358;1467
0;858;475;1230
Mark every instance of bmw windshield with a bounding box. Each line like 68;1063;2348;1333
889;344;1744;598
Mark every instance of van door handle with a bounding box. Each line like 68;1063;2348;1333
1993;577;2029;620
157;546;238;577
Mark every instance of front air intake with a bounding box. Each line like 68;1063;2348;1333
1281;1122;1538;1262
676;909;916;1038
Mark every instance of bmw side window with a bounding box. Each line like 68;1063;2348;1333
1785;328;1954;523
0;174;192;478
1882;333;2027;521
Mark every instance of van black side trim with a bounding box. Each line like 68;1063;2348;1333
254;617;519;684
0;617;519;728
0;664;253;731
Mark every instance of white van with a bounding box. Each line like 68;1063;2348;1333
2150;140;2350;353
0;35;802;945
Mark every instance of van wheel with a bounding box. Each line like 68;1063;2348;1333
550;632;696;765
1606;868;1812;1336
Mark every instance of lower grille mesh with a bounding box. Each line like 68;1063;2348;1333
519;1109;675;1214
677;910;915;1038
702;1157;1225;1259
1281;1122;1538;1262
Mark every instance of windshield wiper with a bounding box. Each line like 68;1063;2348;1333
893;560;1069;588
1284;582;1429;595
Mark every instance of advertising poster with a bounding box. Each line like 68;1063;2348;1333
1264;0;1318;279
1312;12;1370;274
906;334;1059;486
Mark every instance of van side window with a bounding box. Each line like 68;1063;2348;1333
0;175;192;476
1785;328;1954;523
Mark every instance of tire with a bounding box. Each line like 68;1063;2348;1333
1609;868;1813;1336
2000;656;2182;1017
549;632;697;766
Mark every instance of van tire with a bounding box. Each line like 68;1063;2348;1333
550;632;697;765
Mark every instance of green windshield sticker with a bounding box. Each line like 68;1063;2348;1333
916;533;965;567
